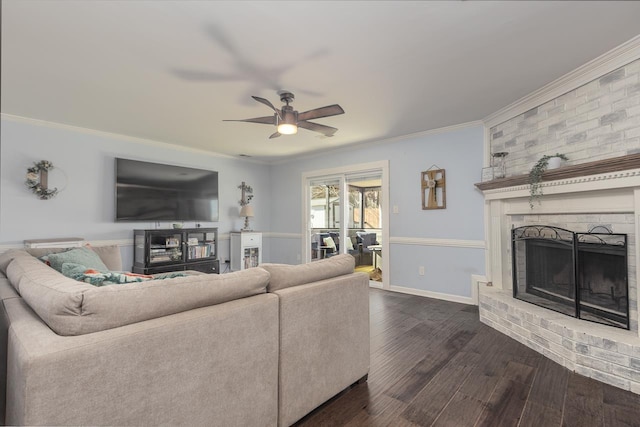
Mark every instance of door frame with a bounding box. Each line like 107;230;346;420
301;160;390;289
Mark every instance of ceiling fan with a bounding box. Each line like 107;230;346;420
224;91;345;139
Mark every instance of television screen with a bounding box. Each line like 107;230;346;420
115;158;219;222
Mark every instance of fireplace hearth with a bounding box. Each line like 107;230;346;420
512;225;628;329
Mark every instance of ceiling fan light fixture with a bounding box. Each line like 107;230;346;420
277;123;298;135
225;91;344;138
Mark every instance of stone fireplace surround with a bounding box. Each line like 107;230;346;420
478;165;640;393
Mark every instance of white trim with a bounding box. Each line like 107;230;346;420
470;274;488;306
88;239;133;247
390;236;485;249
484;35;640;129
264;232;302;239
369;281;384;289
389;285;474;305
302;160;390;182
482;168;640;202
0;113;268;165
244;233;487;248
0;244;21;254
273;121;483;165
0;238;135;254
635;189;640;338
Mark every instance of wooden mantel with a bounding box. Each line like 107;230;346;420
474;153;640;191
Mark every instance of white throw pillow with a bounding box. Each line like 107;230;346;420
345;237;354;251
323;236;336;250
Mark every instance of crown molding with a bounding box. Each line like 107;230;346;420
0;113;269;165
484;35;640;129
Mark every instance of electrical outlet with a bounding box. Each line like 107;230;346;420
419;266;425;276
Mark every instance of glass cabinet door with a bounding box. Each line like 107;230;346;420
243;247;259;269
185;230;217;262
148;232;183;265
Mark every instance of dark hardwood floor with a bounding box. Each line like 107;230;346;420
298;288;640;427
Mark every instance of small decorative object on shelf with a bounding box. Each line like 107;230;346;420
26;160;59;200
481;167;494;182
491;152;508;179
528;153;568;208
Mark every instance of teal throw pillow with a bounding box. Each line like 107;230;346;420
61;262;90;280
47;247;108;273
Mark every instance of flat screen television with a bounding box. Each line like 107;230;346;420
115;158;219;222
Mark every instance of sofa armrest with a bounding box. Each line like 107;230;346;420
274;272;370;426
4;294;279;426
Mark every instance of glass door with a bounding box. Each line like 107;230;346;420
308;177;341;261
346;173;383;282
303;161;388;287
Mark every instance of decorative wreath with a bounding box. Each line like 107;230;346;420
26;160;59;200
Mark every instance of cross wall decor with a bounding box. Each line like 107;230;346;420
421;166;446;210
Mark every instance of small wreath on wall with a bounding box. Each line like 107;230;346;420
26;160;59;200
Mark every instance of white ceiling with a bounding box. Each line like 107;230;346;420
2;1;640;162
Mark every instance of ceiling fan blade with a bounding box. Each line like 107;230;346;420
223;115;276;125
297;121;338;137
269;132;281;139
297;104;344;121
252;96;281;118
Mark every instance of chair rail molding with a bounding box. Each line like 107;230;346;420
390;236;485;249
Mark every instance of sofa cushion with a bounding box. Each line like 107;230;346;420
262;254;355;292
0;250;27;276
4;250;271;336
87;245;123;271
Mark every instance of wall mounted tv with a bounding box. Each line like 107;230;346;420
115;158;219;222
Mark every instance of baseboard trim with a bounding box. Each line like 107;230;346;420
369;281;384;289
389;285;474;305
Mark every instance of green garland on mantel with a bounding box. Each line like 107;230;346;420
528;153;568;209
26;160;58;200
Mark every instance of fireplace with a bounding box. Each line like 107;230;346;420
512;225;628;329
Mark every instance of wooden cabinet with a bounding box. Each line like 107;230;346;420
230;232;262;271
133;228;219;274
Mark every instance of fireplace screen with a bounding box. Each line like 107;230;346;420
512;225;628;329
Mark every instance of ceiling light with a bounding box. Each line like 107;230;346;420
277;123;298;135
277;109;298;135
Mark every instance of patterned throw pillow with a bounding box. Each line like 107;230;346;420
61;262;186;287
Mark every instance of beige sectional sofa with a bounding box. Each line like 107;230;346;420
0;249;369;426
